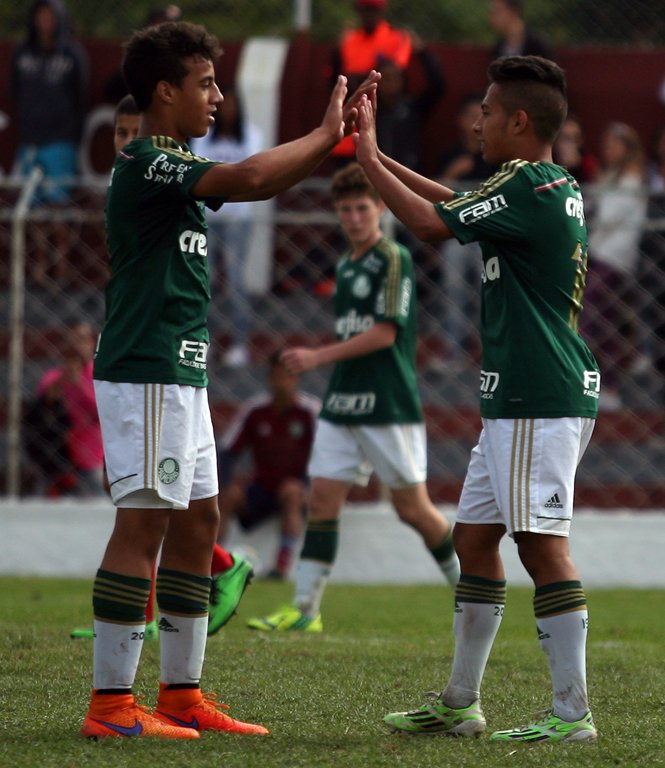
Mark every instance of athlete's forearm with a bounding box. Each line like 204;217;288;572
232;129;337;200
378;150;455;204
361;156;452;242
315;322;397;367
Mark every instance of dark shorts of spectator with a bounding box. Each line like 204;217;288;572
238;480;306;530
238;482;279;530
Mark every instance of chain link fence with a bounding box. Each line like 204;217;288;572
1;173;664;506
1;1;665;506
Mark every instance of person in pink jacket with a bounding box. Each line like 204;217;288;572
36;321;105;496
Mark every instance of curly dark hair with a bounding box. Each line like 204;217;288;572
122;21;221;111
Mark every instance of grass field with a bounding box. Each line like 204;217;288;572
1;576;663;768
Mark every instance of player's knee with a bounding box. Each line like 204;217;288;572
278;477;305;504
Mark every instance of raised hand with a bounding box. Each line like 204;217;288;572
321;75;349;144
281;347;319;374
342;70;381;137
354;95;379;166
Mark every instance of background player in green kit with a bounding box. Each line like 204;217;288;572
248;162;459;633
82;22;378;740
355;56;600;743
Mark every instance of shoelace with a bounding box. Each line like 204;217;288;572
199;692;232;713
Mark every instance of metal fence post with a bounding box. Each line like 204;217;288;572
6;166;43;498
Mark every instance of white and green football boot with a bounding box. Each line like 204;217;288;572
247;605;322;633
384;693;486;736
490;710;597;743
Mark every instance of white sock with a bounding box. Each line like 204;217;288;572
158;612;208;685
537;609;590;721
442;602;503;707
92;619;144;689
294;559;331;617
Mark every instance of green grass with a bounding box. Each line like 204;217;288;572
1;577;663;768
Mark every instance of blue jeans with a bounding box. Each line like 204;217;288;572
16;141;77;206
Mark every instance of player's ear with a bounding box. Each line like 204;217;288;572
512;109;529;135
156;80;175;104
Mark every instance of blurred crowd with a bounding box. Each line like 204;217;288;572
4;0;665;495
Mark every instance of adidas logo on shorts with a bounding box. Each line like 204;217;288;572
544;493;564;509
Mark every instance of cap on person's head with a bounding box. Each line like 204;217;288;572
356;0;388;9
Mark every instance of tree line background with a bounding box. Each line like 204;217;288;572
0;0;663;47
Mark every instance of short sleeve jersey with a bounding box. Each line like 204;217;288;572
94;136;224;386
320;236;423;425
436;160;600;419
221;392;320;492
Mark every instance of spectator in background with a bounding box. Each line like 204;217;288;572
330;0;413;164
488;0;555;61
191;85;263;368
375;33;446;173
639;125;665;399
9;0;89;287
103;5;183;104
584;122;648;410
553;114;599;184
24;364;73;498
217;351;320;580
646;124;665;194
434;93;497;368
32;322;105;496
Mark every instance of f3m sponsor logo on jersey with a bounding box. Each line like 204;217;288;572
583;370;600;399
178;339;209;370
459;193;507;224
479;369;500;399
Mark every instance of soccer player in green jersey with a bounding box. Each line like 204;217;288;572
355;56;600;743
81;21;378;740
247;162;459;634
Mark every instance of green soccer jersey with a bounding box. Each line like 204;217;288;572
436;160;600;419
320;236;423;425
94;136;224;386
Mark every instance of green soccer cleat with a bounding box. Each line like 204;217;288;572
246;605;323;633
207;553;254;636
71;620;159;641
144;619;158;641
489;710;597;743
70;626;95;640
384;694;486;737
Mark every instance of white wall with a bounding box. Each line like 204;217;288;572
1;499;663;587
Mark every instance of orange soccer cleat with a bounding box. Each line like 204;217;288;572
154;686;269;735
81;692;199;740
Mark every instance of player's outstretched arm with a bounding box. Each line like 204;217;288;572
192;76;348;202
355;97;452;243
282;323;397;373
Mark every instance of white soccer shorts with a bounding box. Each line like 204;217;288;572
94;381;218;510
307;419;427;489
457;417;595;537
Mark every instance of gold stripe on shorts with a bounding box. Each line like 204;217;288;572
143;383;165;488
510;419;535;532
